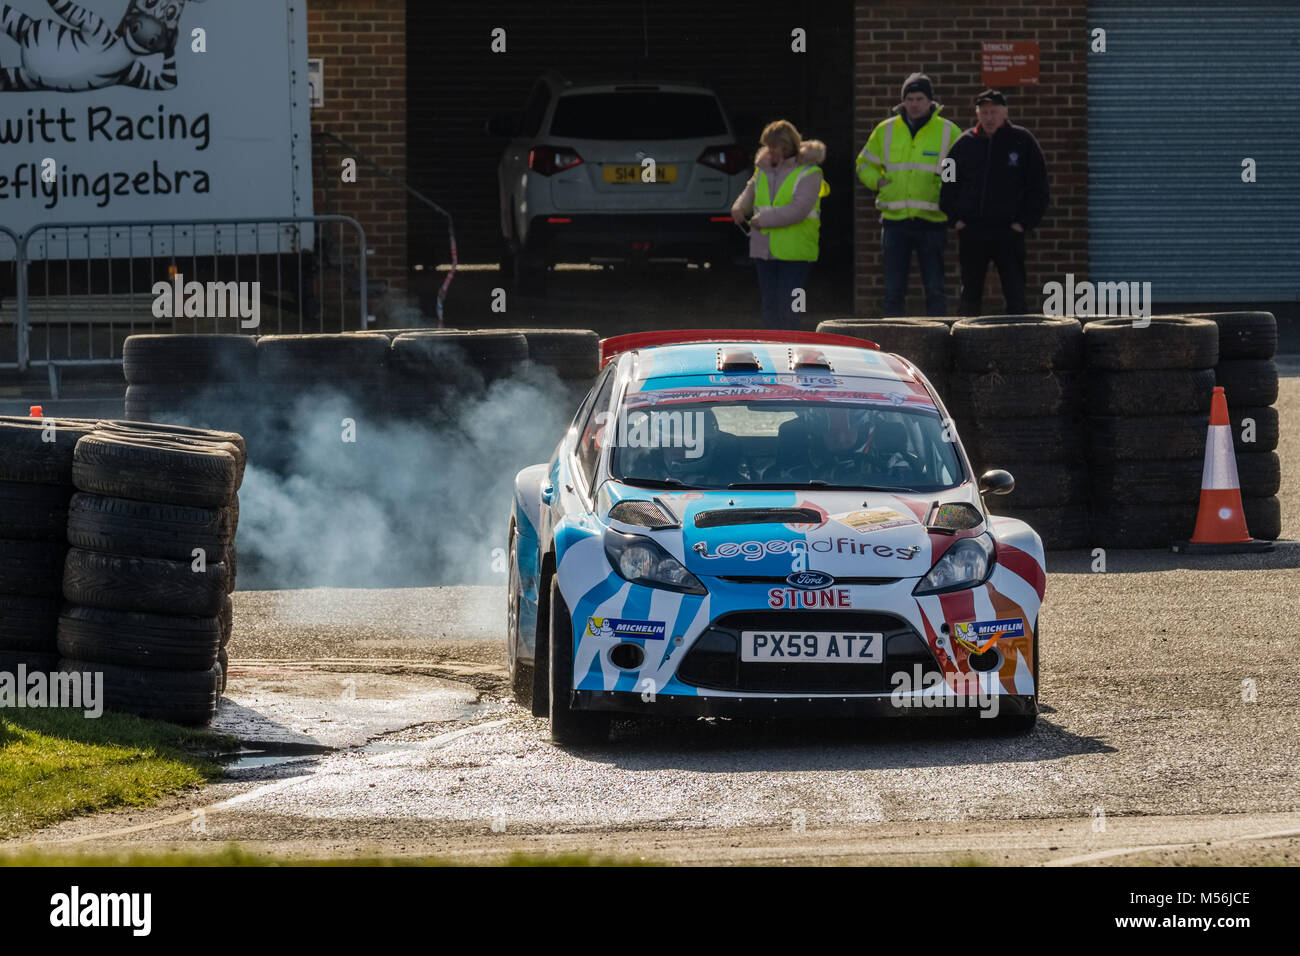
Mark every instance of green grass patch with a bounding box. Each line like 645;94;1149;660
0;845;654;867
0;708;235;839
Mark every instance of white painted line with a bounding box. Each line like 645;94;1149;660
1049;825;1300;866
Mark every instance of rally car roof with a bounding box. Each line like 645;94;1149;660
624;340;920;385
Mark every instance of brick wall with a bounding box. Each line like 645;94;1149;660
853;0;1087;315
307;0;407;293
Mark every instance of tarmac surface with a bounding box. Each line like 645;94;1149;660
5;361;1297;866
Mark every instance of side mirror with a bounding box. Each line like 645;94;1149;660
978;469;1015;496
485;111;519;137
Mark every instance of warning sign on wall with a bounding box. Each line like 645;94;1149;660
981;41;1039;86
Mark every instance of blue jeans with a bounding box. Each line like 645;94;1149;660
753;258;813;330
881;220;948;317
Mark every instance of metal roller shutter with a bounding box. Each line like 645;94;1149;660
1088;1;1300;300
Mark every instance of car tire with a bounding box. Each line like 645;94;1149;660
1215;359;1279;407
0;419;98;484
506;520;533;708
0;651;59;673
0;539;68;598
502;329;601;381
1230;406;1278;453
67;493;232;562
0;482;71;540
0;595;59;653
990;462;1087;509
63;548;228;616
57;657;221;725
1089;414;1208;462
1242;496;1281;540
548;577;611;746
218;647;228;693
948;370;1082;419
95;420;248;484
1086;368;1216;415
56;605;222;671
72;434;238;509
1083;316;1219;371
256;333;391;391
123;334;257;385
951;315;1084;373
1187;312;1277;360
972;417;1085;465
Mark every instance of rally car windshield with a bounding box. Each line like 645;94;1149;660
607;400;965;492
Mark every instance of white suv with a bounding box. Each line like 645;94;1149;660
490;74;751;293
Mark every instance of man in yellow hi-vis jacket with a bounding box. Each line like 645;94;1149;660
856;73;961;316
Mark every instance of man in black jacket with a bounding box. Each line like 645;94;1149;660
940;89;1049;315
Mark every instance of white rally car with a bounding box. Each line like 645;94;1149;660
506;330;1046;744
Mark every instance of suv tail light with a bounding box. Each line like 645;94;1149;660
529;145;583;176
697;144;747;175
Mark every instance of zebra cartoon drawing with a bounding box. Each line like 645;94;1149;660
0;0;202;92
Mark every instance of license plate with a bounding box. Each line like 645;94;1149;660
741;631;882;663
603;164;677;183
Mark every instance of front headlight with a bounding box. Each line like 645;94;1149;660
912;533;995;595
603;529;707;594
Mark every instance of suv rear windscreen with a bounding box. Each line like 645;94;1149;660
549;92;727;139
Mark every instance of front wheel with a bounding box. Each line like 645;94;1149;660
506;521;532;707
547;577;611;746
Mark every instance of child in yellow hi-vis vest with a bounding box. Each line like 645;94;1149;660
731;119;829;330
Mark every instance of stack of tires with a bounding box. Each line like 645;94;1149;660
252;332;392;471
507;328;601;404
123;334;257;427
387;330;529;424
815;318;953;396
1190;312;1282;541
1086;316;1224;548
57;426;245;725
948;316;1087;549
0;417;98;674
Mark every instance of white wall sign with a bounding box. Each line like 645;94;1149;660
0;0;314;257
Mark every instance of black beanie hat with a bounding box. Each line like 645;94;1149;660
901;72;934;100
975;88;1007;106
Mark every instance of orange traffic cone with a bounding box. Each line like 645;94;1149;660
1172;386;1272;553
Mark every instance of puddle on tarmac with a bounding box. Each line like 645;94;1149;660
218;699;498;769
218;747;332;771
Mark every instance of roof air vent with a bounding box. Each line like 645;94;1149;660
717;348;762;371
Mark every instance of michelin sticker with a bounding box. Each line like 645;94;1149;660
952;618;1024;653
833;507;915;534
586;617;667;641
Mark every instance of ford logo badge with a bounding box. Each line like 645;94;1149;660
785;570;834;590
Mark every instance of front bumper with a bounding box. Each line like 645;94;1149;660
573;689;1036;719
566;567;1040;712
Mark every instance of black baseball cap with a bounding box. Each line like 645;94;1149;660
975;89;1007;106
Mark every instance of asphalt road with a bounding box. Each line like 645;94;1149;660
7;363;1298;866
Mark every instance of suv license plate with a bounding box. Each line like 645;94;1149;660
603;164;677;183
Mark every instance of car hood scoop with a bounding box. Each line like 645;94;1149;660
694;507;825;529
